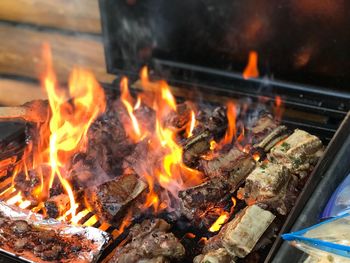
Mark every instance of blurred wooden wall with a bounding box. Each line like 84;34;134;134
0;0;114;106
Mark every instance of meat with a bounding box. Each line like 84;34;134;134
183;130;212;166
178;177;231;220
269;129;323;175
201;147;256;181
0;210;106;262
237;162;296;215
179;147;255;220
45;194;70;219
197;205;275;260
222;205;275;258
109;219;185;263
85;173;147;223
239;162;290;203
248;114;290;152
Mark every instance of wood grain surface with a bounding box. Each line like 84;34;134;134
0;24;114;84
0;0;101;33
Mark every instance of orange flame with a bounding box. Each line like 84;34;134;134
121;67;204;213
221;101;237;146
243;51;259;79
274;95;284;122
6;44;106;220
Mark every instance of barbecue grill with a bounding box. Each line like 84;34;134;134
0;0;350;262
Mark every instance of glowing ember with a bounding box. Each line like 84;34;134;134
209;212;229;232
243;51;259;79
210;140;217;151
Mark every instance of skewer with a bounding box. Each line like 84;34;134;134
0;100;48;123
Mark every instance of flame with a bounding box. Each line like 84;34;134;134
221;101;237;146
121;67;204;213
5;44;106;221
210;140;217;151
120;77;143;142
208;197;237;232
186;111;196;138
274;95;284;122
243;51;259;79
253;152;261;162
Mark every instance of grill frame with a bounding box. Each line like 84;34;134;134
0;81;348;262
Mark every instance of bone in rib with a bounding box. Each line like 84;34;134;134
85;173;147;224
195;205;275;262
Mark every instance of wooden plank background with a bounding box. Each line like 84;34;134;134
0;0;114;106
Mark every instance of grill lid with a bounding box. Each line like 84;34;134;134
99;0;350;91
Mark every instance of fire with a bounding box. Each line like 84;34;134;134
42;44;106;219
208;197;237;232
243;51;259;79
221;101;237;146
121;67;204;213
186;110;196;138
274;95;284;122
120;77;143;142
209;212;229;232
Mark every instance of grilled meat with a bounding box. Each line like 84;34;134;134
269;129;323;175
201;146;256;180
222;205;275;258
198;205;275;260
248;114;290;152
179;147;255;220
110;219;185;263
178;177;231;220
85;173;146;224
44;194;70;219
237;162;297;215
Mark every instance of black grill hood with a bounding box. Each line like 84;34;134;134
99;0;350;92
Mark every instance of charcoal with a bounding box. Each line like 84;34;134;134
110;218;185;263
269;129;323;175
85;173;147;224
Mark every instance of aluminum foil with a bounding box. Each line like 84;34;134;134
0;201;110;263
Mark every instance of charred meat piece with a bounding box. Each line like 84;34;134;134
269;129;323;174
237;162;297;215
198;205;275;260
249;114;290;152
178;177;231;220
110;219;185;263
222;205;275;258
165;101;193;129
0;209;106;263
180;147;255;220
183;130;211;166
239;162;290;204
201;146;256;181
85;173;146;224
84;115;134;175
44;194;70;219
